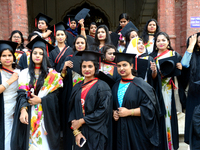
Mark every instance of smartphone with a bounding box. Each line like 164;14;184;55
80;138;86;147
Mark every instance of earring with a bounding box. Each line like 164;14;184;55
156;47;158;50
0;62;1;65
12;62;16;65
167;45;170;49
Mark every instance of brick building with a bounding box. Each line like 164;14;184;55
0;0;200;55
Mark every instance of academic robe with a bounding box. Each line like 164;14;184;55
86;35;95;47
112;77;160;150
59;51;84;150
18;50;31;70
150;51;182;150
100;61;121;83
0;73;5;150
49;45;74;149
11;89;60;150
189;104;200;150
68;79;113;150
135;53;155;86
49;46;73;72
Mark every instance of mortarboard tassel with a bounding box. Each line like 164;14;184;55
35;18;37;28
135;56;137;71
54;25;56;37
68;18;71;27
46;44;49;57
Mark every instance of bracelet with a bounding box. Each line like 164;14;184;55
61;70;67;78
2;82;9;89
81;27;85;31
73;129;81;137
20;107;28;112
131;109;134;116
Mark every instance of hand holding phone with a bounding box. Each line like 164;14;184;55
80;138;86;147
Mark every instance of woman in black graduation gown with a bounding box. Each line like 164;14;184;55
100;44;120;82
90;25;112;52
60;35;87;150
11;37;62;150
112;52;160;150
9;30;25;64
68;50;112;150
18;32;39;70
34;13;54;45
0;41;19;150
126;37;157;86
181;33;200;147
49;22;74;72
150;32;182;150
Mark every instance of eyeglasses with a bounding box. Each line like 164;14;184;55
13;36;20;39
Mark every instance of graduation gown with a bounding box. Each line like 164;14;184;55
100;61;121;82
189;104;200;150
59;51;84;150
86;35;95;47
112;77;160;150
136;53;155;86
18;50;31;70
11;89;60;150
0;73;5;150
68;79;113;150
49;46;73;72
150;51;182;150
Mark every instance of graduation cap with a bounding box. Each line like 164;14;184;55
158;56;181;77
71;51;82;74
49;22;68;37
110;32;120;47
121;21;139;37
0;40;18;53
26;36;55;56
114;52;136;64
97;71;115;88
35;13;53;27
75;8;90;21
76;50;102;62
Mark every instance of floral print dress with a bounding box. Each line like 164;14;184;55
18;68;63;149
144;38;154;54
155;50;175;150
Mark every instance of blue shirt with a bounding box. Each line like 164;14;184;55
117;82;130;107
181;51;192;68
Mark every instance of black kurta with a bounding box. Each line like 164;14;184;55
11;89;60;150
68;80;113;150
112;77;160;150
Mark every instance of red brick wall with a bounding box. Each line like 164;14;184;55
158;0;200;56
0;0;28;43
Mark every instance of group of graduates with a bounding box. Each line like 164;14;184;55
0;8;200;150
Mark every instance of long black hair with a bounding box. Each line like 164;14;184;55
9;30;25;51
115;13;130;33
141;19;160;44
28;47;51;95
95;25;111;44
187;32;200;94
72;35;88;52
125;29;138;48
0;49;16;69
152;32;174;53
